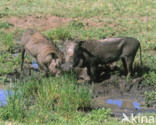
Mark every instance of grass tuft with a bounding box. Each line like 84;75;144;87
0;73;93;124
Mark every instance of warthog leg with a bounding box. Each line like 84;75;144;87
125;56;135;75
121;57;127;75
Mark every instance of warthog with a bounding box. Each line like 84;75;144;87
20;29;64;76
73;37;142;81
61;40;90;82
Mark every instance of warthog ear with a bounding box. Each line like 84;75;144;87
51;53;58;59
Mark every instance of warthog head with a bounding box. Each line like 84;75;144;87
49;58;62;76
60;41;77;71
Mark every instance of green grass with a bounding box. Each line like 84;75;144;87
0;0;156;18
0;30;15;51
145;91;156;107
45;20;118;41
0;30;21;75
0;73;111;124
0;52;20;74
0;0;156;124
0;22;14;29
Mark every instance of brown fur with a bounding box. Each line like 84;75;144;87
20;29;64;76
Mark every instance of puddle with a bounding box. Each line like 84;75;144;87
132;101;141;110
32;61;39;69
0;89;13;107
105;99;140;110
91;96;156;117
90;75;156;117
13;53;19;57
106;99;123;108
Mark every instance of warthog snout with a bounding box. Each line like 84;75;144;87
49;58;62;76
61;62;73;72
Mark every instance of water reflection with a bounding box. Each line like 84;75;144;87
0;89;13;107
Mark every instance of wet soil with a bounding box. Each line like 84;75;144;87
89;74;156;117
1;66;156;117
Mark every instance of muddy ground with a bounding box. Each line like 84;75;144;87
1;63;156;117
90;74;156;117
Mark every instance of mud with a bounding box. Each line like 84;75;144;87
88;74;156;117
1;68;156;117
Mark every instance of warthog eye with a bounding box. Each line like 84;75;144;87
51;53;58;59
55;65;60;69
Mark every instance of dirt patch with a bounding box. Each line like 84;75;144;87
82;17;118;29
84;18;104;28
2;15;71;31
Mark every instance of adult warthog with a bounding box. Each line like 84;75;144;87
73;37;142;81
20;29;64;76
